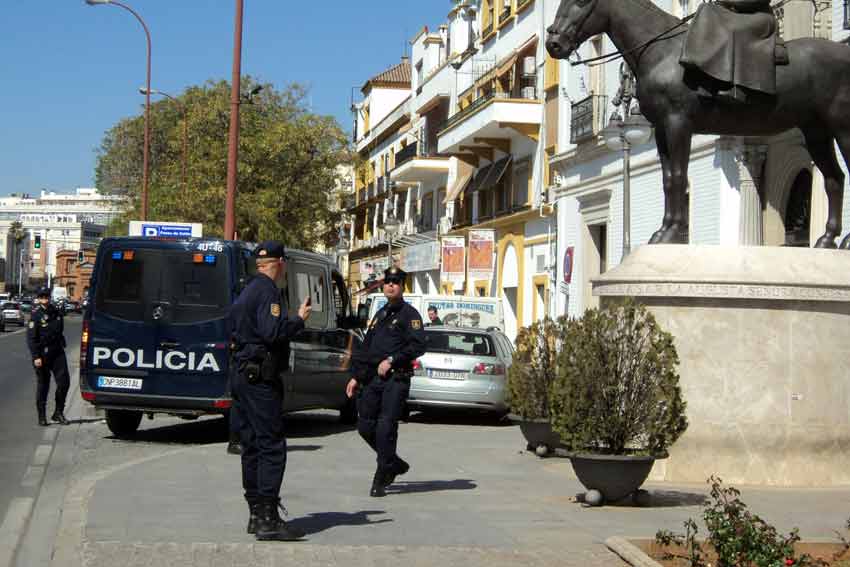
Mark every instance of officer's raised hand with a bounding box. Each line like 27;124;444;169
33;358;43;368
297;296;312;321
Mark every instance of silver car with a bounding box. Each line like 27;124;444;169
1;302;25;327
408;327;514;416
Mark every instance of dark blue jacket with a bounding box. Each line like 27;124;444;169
26;303;66;359
228;273;305;363
352;299;426;381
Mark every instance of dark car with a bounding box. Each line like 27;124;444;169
80;237;361;437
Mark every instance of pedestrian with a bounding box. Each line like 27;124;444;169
346;266;426;497
26;287;70;426
425;305;442;326
229;241;311;541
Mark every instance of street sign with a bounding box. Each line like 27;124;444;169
129;221;202;238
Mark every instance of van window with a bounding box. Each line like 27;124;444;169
95;248;230;323
290;263;329;329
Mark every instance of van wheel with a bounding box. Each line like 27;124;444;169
339;398;358;424
105;410;143;438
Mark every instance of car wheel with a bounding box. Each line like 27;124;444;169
105;410;143;438
339;398;358;424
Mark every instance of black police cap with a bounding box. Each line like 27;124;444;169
383;266;407;281
36;287;50;298
255;240;287;259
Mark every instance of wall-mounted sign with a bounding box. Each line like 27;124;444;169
440;236;466;286
563;246;574;284
467;229;495;281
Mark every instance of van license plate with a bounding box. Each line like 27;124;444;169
428;370;465;380
97;376;143;390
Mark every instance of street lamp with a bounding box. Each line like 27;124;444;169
85;0;151;221
600;63;653;257
384;201;401;266
140;87;188;194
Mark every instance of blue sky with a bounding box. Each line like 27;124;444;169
0;1;449;197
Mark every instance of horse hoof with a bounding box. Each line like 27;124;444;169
814;235;838;249
649;229;666;244
840;234;850;250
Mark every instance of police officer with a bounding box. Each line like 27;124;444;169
229;241;311;541
26;287;70;426
346;266;426;497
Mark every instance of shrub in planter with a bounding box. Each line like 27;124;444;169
550;299;688;502
507;317;563;454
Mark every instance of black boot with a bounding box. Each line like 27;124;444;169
51;409;71;425
370;469;387;497
254;500;304;541
226;440;242;455
246;501;259;534
382;457;410;487
37;405;48;427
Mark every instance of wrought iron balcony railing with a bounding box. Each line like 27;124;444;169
517;0;532;10
570;94;608;145
395;142;418;168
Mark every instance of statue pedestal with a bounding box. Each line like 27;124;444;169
594;245;850;486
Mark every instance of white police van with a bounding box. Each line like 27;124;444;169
80;237;360;436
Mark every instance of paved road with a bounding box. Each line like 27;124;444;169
0;316;81;533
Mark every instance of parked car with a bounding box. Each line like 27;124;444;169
19;299;33;313
407;326;514;418
0;302;25;327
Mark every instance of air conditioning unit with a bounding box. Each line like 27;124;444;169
521;86;537;100
523;56;536;76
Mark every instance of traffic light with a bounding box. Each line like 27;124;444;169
34;234;41;249
78;250;84;263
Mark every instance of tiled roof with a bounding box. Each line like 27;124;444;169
363;58;411;91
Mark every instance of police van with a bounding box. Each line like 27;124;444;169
80;237;360;436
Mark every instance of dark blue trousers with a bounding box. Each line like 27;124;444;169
35;350;70;412
233;369;286;503
357;375;410;471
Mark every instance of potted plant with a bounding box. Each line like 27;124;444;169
550;299;688;505
507;317;563;456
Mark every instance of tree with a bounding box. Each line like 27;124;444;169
95;78;350;248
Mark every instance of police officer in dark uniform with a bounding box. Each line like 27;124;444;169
26;287;70;426
346;266;426;497
229;241;311;541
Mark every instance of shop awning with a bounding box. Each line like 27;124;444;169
465;163;494;196
479;155;512;190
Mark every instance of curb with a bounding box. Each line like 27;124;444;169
605;536;664;567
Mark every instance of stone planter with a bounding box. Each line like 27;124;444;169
512;416;562;456
568;453;661;505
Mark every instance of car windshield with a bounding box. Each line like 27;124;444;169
424;331;496;356
2;303;20;310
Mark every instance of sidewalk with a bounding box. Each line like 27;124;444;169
20;394;850;567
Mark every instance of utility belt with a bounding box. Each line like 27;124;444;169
363;368;414;385
232;343;284;385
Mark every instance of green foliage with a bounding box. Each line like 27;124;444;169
507;317;562;419
549;298;687;455
95;78;350;248
656;477;848;567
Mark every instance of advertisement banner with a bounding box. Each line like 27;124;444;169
440;236;466;286
467;229;495;280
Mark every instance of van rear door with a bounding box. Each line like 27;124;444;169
86;241;232;406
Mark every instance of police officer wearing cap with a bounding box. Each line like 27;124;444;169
346;266;426;497
229;241;311;541
26;287;70;426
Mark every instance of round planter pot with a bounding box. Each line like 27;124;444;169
511;416;562;455
568;453;660;503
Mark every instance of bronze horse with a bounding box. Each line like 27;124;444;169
546;0;850;247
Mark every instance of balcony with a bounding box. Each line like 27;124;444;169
570;94;608;145
366;182;376;200
499;6;512;24
391;140;451;184
437;90;542;154
482;22;494;38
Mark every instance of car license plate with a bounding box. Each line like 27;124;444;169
428;369;465;380
97;376;143;390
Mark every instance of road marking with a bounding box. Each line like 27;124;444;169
20;466;45;489
0;497;34;567
42;428;58;443
31;445;52;467
0;328;27;340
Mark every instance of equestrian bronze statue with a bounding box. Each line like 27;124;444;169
546;0;850;248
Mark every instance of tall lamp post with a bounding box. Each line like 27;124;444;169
600;63;653;258
224;0;245;240
85;0;151;221
139;87;188;193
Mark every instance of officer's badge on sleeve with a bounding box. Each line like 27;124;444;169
411;319;422;330
270;303;281;317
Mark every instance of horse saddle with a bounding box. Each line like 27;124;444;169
680;1;787;102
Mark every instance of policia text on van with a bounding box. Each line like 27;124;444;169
79;237;362;437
